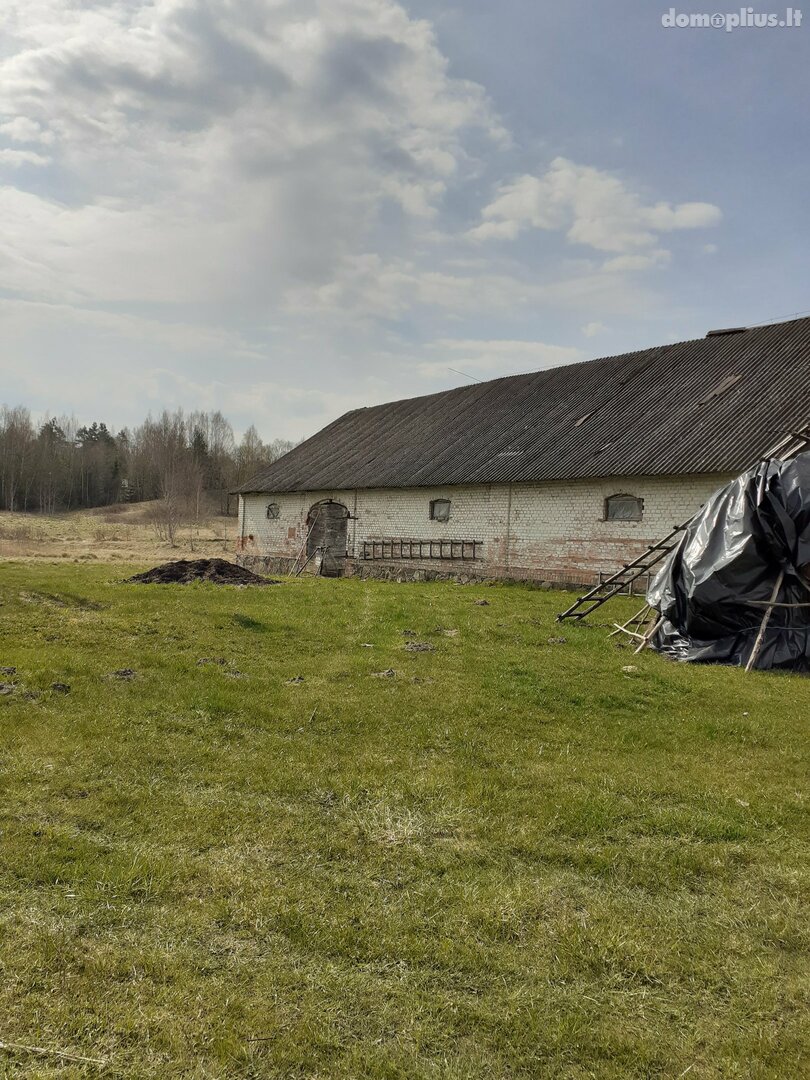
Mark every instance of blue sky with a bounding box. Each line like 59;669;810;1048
0;1;807;439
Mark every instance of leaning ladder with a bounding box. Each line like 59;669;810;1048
556;422;810;624
556;520;690;622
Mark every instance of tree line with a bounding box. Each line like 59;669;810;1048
0;405;295;525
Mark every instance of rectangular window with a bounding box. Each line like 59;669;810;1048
429;498;451;522
604;494;643;522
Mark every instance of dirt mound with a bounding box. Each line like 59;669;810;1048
128;559;278;586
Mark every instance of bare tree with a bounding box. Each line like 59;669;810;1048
0;406;36;510
0;399;300;518
136;411;189;545
235;426;295;487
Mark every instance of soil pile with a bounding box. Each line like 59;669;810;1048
128;559;278;586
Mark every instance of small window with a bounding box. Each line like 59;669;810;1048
605;494;643;522
429;499;451;522
266;503;280;520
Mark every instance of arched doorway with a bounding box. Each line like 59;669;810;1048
306;500;350;576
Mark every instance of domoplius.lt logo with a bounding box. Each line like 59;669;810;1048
662;7;803;29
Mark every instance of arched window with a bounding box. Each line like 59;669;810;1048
266;503;280;520
429;498;451;522
604;493;643;522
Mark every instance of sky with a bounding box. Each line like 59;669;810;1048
0;0;808;441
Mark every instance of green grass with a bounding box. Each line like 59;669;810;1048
0;563;808;1079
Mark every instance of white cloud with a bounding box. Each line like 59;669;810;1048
601;249;671;272
0;0;502;307
416;337;584;379
469;157;721;257
0;116;53;143
0;297;266;358
0;148;50;166
283;253;551;319
581;320;607;338
643;201;721;231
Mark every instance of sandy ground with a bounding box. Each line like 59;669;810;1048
0;503;236;564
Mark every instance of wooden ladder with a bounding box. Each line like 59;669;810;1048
556;520;690;622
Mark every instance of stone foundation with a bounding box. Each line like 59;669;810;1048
236;554;299;577
236;553;608;591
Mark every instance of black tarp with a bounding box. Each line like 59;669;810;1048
647;453;810;670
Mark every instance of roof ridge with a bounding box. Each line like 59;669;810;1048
236;316;810;493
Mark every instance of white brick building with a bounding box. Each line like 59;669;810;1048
235;318;810;585
237;475;732;585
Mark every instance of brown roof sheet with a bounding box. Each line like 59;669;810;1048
238;317;810;493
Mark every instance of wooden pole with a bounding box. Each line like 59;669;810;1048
745;570;785;673
291;507;322;575
294;547;321;577
291;534;309;575
634;613;665;654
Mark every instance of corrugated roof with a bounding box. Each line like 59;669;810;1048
237;317;810;493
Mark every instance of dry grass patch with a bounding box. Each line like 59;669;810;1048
0;504;234;563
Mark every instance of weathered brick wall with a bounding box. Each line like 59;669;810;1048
237;474;731;583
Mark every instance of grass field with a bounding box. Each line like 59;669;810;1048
0;562;808;1078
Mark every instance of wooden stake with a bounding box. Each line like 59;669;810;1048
745;569;785;672
634;614;665;654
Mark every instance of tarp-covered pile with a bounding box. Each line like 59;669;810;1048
647;453;810;670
